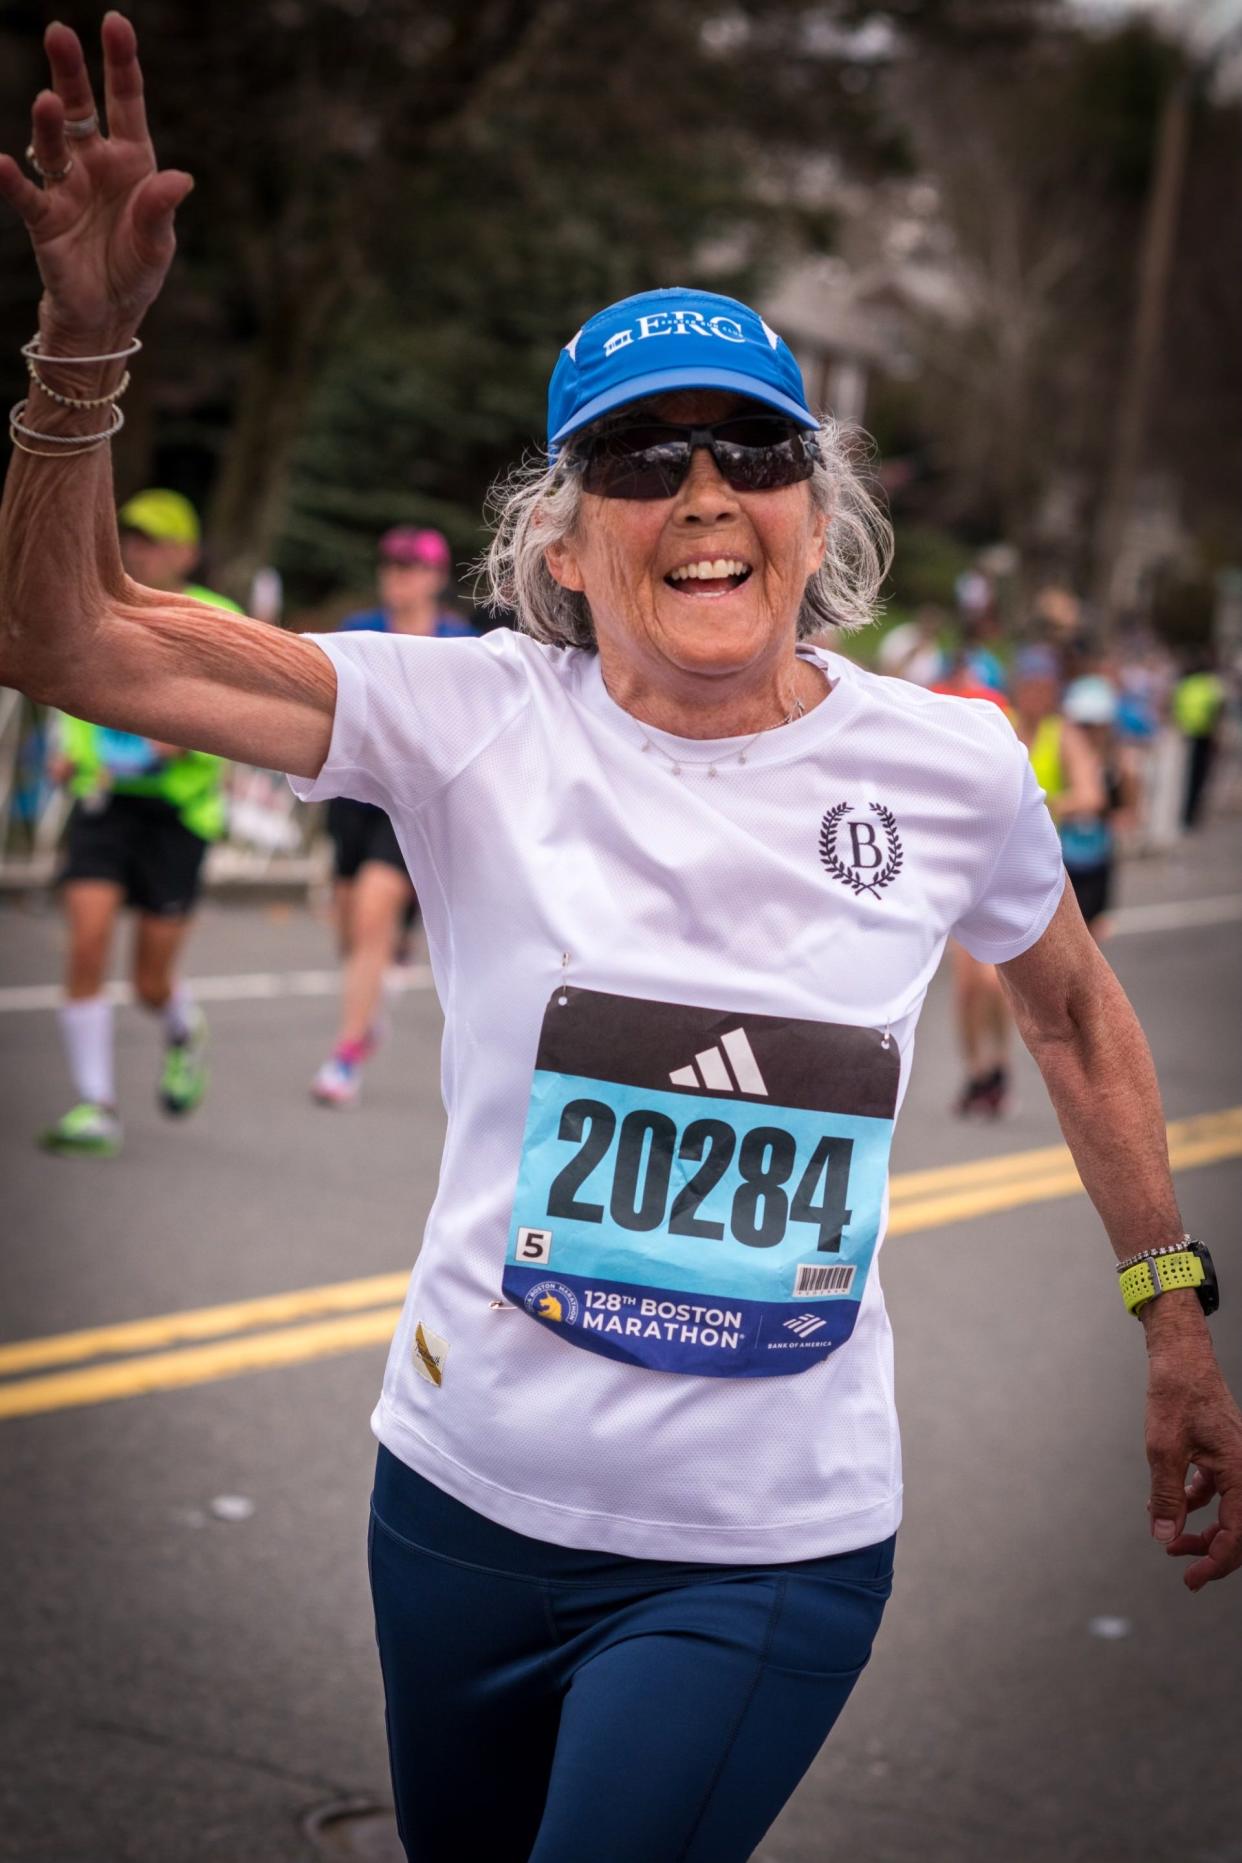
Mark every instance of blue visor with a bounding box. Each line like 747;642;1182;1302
548;288;817;456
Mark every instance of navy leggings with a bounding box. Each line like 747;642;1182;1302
368;1445;894;1862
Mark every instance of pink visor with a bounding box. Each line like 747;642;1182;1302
379;526;451;569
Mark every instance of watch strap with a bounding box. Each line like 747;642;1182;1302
1119;1247;1205;1316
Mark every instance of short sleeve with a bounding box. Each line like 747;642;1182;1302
287;629;533;814
952;749;1066;962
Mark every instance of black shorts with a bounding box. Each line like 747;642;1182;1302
60;793;210;918
327;796;411;884
1068;861;1114;927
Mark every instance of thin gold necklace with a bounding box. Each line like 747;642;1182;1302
638;694;806;778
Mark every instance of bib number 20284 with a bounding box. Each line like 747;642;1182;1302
504;989;898;1378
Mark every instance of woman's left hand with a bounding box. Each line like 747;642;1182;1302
1145;1331;1242;1589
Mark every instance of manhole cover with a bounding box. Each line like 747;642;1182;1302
304;1798;405;1860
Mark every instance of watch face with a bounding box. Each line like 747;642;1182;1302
1192;1242;1220;1316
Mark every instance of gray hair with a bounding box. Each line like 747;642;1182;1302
479;417;893;647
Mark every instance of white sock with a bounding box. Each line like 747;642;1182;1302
59;996;115;1109
163;984;195;1045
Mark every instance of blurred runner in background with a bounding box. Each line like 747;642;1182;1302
1114;631;1178;850
1060;674;1139;939
313;526;475;1107
933;645;1016;1116
875;604;943;686
1173;655;1227;831
953;570;1007;692
41;489;240;1156
1012;646;1112;943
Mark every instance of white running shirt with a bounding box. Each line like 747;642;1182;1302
291;631;1064;1562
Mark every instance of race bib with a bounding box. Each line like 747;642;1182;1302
503;988;899;1378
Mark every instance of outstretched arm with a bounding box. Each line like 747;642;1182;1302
999;885;1242;1590
0;16;335;778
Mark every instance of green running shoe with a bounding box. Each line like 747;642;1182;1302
39;1101;123;1157
160;1009;209;1116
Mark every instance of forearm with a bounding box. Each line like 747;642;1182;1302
1005;944;1210;1351
1;324;334;773
0;313;132;697
0;314;228;715
1020;958;1177;1254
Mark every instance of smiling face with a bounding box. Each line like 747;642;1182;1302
544;392;827;714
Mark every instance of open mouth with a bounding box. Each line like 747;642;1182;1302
664;557;753;597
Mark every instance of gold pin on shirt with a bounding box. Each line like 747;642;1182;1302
413;1322;449;1387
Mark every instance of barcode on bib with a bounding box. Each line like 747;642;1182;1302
793;1263;857;1298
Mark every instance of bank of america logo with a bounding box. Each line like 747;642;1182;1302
783;1313;828;1338
669;1027;767;1095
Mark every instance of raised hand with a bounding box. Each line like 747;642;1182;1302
0;14;192;344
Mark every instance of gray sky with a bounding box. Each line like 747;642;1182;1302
1073;0;1171;11
1075;0;1240;24
1073;0;1242;62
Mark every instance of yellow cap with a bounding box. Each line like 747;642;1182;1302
118;488;201;546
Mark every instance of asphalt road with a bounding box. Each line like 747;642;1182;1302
1;820;1240;1863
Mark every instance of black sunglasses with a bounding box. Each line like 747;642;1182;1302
571;415;818;501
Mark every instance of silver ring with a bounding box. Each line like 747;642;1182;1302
63;112;100;141
25;143;73;184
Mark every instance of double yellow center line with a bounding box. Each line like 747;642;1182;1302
3;1105;1240;1422
887;1104;1242;1233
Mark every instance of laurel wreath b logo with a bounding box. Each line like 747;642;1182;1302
819;802;904;899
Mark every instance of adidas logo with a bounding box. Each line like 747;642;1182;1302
783;1313;827;1338
669;1027;767;1096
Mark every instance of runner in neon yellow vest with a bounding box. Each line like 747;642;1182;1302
41;490;242;1157
1173;662;1226;829
56;622;230;842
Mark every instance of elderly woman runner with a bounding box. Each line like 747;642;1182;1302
3;21;1240;1863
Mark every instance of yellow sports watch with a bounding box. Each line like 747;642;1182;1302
1117;1237;1219;1319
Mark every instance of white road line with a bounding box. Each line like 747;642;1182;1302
1108;893;1242;936
0;889;1239;1017
0;964;434;1015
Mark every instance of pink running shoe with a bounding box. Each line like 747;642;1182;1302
311;1052;363;1107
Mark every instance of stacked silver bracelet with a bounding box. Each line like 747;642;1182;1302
1115;1235;1193;1275
9;335;141;459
